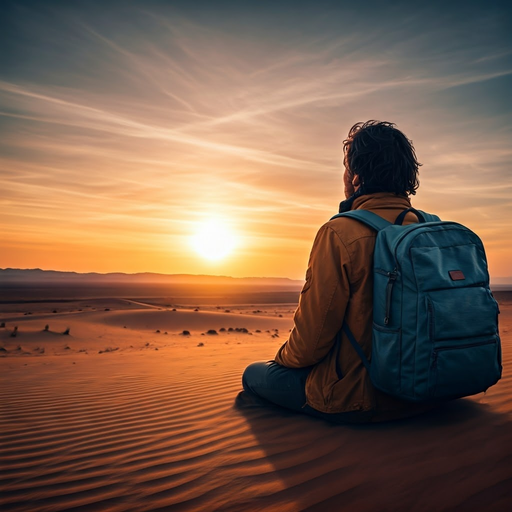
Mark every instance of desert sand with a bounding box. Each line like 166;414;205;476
1;292;511;511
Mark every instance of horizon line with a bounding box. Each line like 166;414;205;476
0;267;305;282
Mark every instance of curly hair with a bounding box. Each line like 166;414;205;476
343;120;421;196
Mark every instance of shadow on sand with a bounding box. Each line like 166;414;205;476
233;392;512;511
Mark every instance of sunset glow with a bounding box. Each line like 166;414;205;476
0;1;510;280
191;219;237;261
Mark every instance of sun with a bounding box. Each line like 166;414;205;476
191;219;237;261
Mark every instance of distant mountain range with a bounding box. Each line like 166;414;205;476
1;268;510;286
0;268;304;286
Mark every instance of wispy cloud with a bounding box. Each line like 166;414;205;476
0;1;511;277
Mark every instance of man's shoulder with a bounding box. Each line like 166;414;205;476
323;214;377;246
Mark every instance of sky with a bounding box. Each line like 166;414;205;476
0;0;511;280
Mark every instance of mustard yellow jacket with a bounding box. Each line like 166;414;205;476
275;193;428;419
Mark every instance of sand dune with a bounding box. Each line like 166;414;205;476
1;300;511;511
102;308;294;333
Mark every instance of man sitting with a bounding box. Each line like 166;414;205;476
242;120;431;423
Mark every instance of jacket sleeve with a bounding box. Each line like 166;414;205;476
275;223;351;368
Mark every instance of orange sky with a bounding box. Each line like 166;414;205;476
1;2;511;280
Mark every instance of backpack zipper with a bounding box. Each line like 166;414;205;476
384;269;398;325
392;222;474;273
393;221;459;257
431;350;438;369
431;339;496;370
427;299;434;341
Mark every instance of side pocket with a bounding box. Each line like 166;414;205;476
370;323;401;397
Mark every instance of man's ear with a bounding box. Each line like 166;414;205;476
352;174;361;187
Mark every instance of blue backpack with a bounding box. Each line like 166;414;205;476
331;207;502;402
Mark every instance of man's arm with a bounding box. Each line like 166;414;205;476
275;223;351;368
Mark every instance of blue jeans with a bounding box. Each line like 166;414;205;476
242;361;373;424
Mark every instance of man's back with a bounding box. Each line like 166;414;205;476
275;192;426;420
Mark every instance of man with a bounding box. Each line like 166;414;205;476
242;120;431;423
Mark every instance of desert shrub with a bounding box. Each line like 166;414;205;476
182;330;191;336
197;342;204;347
206;329;218;335
44;324;49;331
63;328;70;335
99;347;119;354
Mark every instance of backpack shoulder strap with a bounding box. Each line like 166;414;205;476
342;323;371;373
330;209;391;232
417;210;441;223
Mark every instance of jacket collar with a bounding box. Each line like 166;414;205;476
352;192;412;212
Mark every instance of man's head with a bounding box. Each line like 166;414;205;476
343;120;421;198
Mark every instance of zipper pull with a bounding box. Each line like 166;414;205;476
384;269;398;325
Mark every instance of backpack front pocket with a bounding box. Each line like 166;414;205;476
429;337;501;399
424;286;501;400
426;287;498;342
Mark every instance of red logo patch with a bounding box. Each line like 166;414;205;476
449;270;465;281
